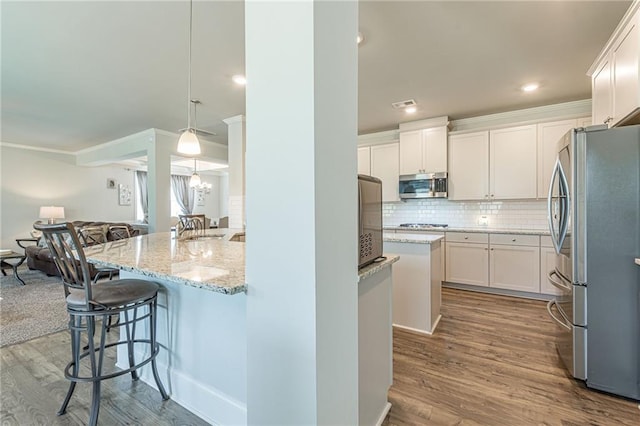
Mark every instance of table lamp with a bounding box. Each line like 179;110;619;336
39;206;65;224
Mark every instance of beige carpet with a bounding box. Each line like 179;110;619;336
0;267;68;347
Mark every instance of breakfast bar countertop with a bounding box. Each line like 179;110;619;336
84;229;247;295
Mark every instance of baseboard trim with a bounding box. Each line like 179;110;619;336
376;402;392;426
116;356;246;425
393;318;440;336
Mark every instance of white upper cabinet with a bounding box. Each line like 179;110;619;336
592;58;613;126
357;146;371;175
537;119;577;199
370;143;400;202
448;131;489;200
589;4;640;127
490;124;537;200
398;130;423;175
399;126;448;175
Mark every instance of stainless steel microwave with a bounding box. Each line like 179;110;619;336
399;172;448;199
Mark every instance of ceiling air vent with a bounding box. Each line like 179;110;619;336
391;99;417;109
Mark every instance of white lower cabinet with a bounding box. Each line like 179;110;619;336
446;232;544;296
445;233;489;286
489;234;540;293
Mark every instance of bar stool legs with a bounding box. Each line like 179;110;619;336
57;297;169;425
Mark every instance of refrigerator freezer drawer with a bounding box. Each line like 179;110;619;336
547;300;587;380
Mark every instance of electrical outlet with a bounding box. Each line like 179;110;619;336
478;216;489;226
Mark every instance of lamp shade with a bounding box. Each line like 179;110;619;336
189;172;201;187
177;129;201;155
39;206;65;224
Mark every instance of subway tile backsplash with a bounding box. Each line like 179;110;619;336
383;199;548;230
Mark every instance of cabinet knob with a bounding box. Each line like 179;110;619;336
490;194;495;198
490;248;494;251
464;236;468;240
484;248;488;251
512;238;516;242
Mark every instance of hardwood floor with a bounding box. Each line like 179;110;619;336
383;288;639;426
2;288;638;425
0;330;207;425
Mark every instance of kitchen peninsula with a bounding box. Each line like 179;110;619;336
84;230;398;426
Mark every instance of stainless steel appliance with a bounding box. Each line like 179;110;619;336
546;125;640;399
399;172;447;199
358;174;383;269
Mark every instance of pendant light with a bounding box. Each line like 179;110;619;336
177;0;201;155
189;158;201;187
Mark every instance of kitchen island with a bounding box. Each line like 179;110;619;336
85;229;398;426
384;232;444;335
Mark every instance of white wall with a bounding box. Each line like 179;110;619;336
0;145;136;250
190;172;223;221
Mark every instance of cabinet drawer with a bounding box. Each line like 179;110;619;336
445;232;488;244
540;235;554;248
490;234;539;247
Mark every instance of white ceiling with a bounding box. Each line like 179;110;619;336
1;1;632;153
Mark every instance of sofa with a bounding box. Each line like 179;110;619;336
26;221;139;277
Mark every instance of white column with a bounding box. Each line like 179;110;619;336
147;132;172;233
223;115;246;228
245;1;359;425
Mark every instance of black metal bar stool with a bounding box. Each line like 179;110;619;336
34;222;169;425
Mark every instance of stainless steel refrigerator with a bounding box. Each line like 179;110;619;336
546;124;640;400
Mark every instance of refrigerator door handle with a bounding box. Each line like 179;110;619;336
547;300;572;331
547;160;562;253
547;269;572;293
556;160;570;251
358;181;363;235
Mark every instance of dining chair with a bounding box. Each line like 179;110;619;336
33;221;169;426
78;226;117;283
108;225;131;240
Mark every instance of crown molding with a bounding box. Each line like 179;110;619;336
0;142;74;155
449;99;591;133
357;129;399;146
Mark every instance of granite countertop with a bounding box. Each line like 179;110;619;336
84;229;247;295
384;226;550;236
358;255;399;281
383;232;444;244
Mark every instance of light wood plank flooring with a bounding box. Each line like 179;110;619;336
383;288;639;426
0;330;207;425
2;288;638;425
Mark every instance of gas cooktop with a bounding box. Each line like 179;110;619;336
398;223;448;229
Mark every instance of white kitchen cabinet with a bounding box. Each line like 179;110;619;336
489;234;540;293
577;116;592;127
357;146;371;175
590;4;640;127
448;131;489;200
399;126;448;175
537;119;577;199
445;232;489;286
489;124;537;199
540;236;562;295
370;143;400;202
449;125;536;201
592;58;613;126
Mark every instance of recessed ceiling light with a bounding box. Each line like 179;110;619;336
522;83;539;92
357;32;364;45
232;74;247;85
405;106;417;114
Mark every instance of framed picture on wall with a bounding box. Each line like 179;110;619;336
118;184;132;206
196;190;205;206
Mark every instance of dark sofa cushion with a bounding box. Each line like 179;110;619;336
26;220;138;277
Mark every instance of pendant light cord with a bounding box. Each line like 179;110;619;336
187;0;193;130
